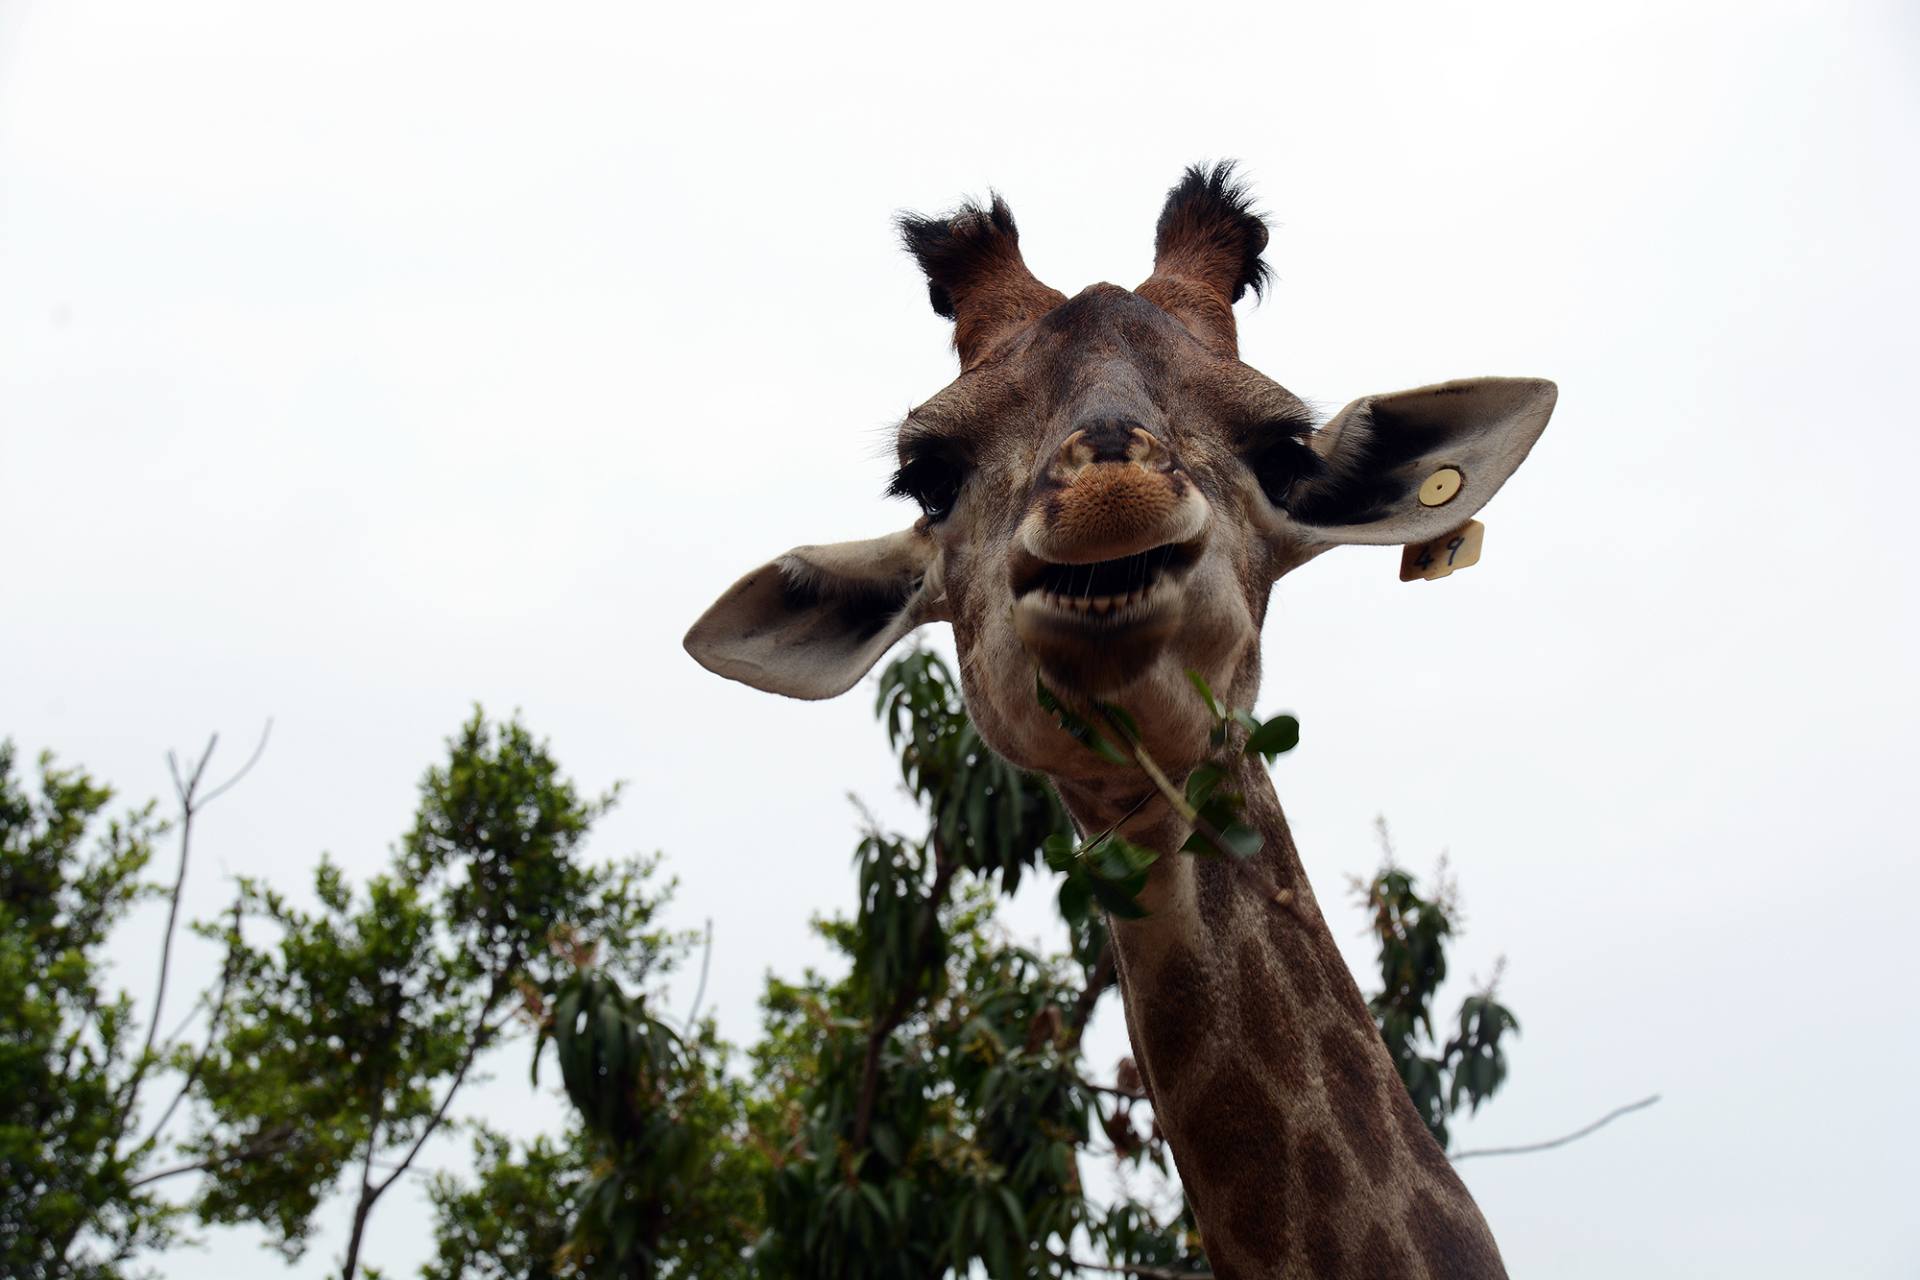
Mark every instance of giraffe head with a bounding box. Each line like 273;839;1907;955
687;165;1555;794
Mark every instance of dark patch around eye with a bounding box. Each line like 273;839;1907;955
1241;416;1326;509
886;444;968;523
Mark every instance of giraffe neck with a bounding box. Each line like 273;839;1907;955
1060;753;1507;1280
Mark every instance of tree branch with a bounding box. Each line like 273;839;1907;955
127;1158;210;1189
121;720;271;1128
127;1123;298;1189
1079;1076;1151;1104
342;1095;385;1280
194;719;273;809
1062;1254;1209;1279
370;992;500;1201
129;735;215;1086
133;893;245;1159
1450;1094;1661;1161
683;917;714;1029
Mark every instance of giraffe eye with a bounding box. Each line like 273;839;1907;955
887;447;967;523
1241;418;1325;509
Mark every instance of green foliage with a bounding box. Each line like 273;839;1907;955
737;656;1095;1279
9;662;1522;1279
0;744;172;1279
1359;826;1520;1151
184;860;473;1254
424;1129;585;1280
748;891;1098;1280
174;709;677;1276
1174;669;1301;862
534;972;758;1278
883;652;1067;892
403;717;625;984
534;650;1520;1278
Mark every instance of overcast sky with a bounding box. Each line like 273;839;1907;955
3;2;1916;1276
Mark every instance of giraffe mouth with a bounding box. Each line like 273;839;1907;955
1012;542;1199;619
1008;544;1203;700
1011;543;1197;692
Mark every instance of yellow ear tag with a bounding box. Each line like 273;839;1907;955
1400;520;1484;582
1418;466;1464;507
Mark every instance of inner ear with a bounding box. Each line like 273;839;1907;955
776;552;925;644
1275;377;1558;548
685;529;944;701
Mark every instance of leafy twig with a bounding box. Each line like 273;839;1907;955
1091;705;1288;906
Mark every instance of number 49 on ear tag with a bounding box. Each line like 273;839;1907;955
1400;520;1485;583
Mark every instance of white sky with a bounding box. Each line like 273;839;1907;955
2;2;1915;1276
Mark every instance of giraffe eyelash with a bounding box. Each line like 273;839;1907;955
887;446;968;523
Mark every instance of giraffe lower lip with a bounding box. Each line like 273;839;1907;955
1013;583;1182;693
1014;578;1180;644
1010;543;1197;685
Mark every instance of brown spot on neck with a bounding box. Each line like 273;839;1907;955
1318;1025;1396;1186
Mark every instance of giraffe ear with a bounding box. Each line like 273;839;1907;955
1273;377;1557;549
684;528;945;701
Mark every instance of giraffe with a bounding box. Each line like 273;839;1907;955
685;163;1555;1278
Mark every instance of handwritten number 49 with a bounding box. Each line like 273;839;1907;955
1415;535;1467;573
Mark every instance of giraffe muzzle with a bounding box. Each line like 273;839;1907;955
1017;440;1211;568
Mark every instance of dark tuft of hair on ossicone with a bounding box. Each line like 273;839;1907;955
1154;160;1274;304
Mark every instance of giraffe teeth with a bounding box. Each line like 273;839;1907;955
1026;581;1164;621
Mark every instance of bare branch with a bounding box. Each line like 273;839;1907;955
127;1158;210;1190
370;974;511;1201
117;724;269;1139
1450;1094;1661;1161
141;737;214;1066
127;1123;298;1189
343;1095;385;1280
133;894;245;1158
1079;1076;1151;1104
1062;1254;1209;1280
684;917;714;1029
143;720;270;1063
196;718;273;808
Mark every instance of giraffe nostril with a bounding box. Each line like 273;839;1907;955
1057;417;1167;468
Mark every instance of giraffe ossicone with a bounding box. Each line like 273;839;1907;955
687;162;1553;1278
